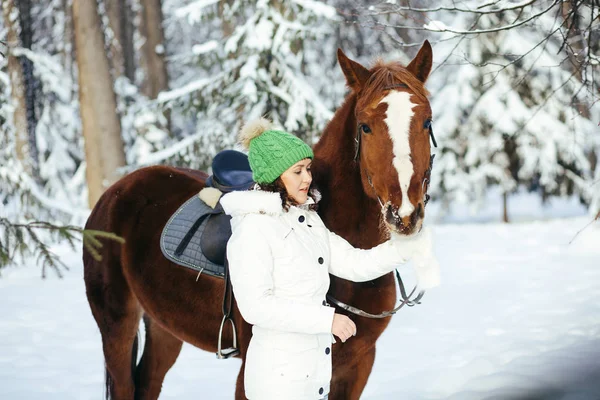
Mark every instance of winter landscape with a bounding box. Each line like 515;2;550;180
1;0;599;399
1;195;599;399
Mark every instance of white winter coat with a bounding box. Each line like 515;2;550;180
221;189;439;400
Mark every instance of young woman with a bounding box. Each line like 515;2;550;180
221;118;440;400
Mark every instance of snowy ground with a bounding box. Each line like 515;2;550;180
1;196;599;400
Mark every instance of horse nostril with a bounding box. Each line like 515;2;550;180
385;206;398;226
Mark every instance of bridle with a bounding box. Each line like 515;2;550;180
326;270;425;319
353;83;438;208
327;83;438;319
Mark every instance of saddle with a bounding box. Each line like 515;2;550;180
160;149;254;359
160;150;254;276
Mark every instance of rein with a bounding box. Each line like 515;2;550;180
327;82;436;319
327;270;424;319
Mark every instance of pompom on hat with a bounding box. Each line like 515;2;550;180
239;118;314;184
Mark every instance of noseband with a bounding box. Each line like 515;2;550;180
327;83;438;319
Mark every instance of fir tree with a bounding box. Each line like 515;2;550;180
419;2;598;218
150;0;340;170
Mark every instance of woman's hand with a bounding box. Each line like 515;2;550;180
391;227;441;289
332;313;356;343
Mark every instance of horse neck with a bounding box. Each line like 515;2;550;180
313;95;384;249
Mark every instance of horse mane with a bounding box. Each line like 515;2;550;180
313;93;387;249
362;60;429;104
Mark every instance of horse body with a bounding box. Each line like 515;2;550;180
84;166;245;399
84;43;434;399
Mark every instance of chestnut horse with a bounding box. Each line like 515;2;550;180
83;41;434;400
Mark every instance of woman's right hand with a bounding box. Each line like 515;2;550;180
332;313;356;343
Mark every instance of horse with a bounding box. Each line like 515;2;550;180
83;40;434;400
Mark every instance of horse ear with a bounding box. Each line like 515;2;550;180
337;48;370;91
406;40;433;83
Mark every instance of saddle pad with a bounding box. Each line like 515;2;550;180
160;194;225;278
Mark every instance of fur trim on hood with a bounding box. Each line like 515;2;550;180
220;188;321;217
221;190;283;217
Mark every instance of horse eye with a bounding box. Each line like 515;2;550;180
360;124;372;134
423;119;432;129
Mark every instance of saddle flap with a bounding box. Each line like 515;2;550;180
160;194;227;278
201;212;232;266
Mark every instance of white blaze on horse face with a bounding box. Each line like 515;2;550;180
380;91;416;218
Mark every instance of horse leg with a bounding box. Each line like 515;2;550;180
134;315;184;400
329;346;376;400
235;360;248;400
85;260;143;400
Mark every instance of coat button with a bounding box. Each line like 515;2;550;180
298;215;305;223
319;387;324;395
322;300;327;306
318;257;324;264
325;347;330;355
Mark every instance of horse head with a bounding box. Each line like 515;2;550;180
337;41;434;236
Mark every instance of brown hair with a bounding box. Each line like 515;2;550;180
257;178;319;212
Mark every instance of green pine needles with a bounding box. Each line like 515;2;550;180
0;218;124;278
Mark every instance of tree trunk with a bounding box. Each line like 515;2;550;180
16;0;41;181
502;191;509;223
139;0;168;99
62;0;77;101
73;0;126;208
561;1;591;118
218;0;235;37
105;0;135;81
2;0;32;176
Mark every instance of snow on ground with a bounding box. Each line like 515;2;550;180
0;198;599;399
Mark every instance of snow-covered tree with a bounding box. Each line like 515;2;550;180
148;0;340;170
414;2;598;219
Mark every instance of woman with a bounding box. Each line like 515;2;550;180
221;118;440;400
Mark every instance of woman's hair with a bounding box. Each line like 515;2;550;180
257;178;319;212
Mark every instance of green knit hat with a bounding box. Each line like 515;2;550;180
239;118;314;184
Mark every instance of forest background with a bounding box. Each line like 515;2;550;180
0;0;598;273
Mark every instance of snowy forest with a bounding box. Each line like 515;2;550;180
0;0;599;272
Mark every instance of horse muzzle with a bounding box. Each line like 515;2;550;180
384;202;424;236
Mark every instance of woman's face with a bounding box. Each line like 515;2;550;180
280;158;312;204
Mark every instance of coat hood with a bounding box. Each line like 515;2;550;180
220;188;321;218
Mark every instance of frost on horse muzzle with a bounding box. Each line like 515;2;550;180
384;201;425;235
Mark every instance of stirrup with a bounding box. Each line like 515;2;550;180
216;315;239;359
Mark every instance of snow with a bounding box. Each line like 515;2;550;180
135;131;203;166
291;0;338;20
191;40;218;55
174;0;219;25
424;20;450;32
1;204;599;399
156;77;213;104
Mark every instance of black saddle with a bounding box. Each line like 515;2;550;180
205;150;254;193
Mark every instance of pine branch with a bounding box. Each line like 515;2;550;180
0;218;125;277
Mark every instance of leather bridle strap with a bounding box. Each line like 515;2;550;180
326;269;425;319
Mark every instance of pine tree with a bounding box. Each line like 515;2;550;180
421;2;598;219
150;0;340;170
